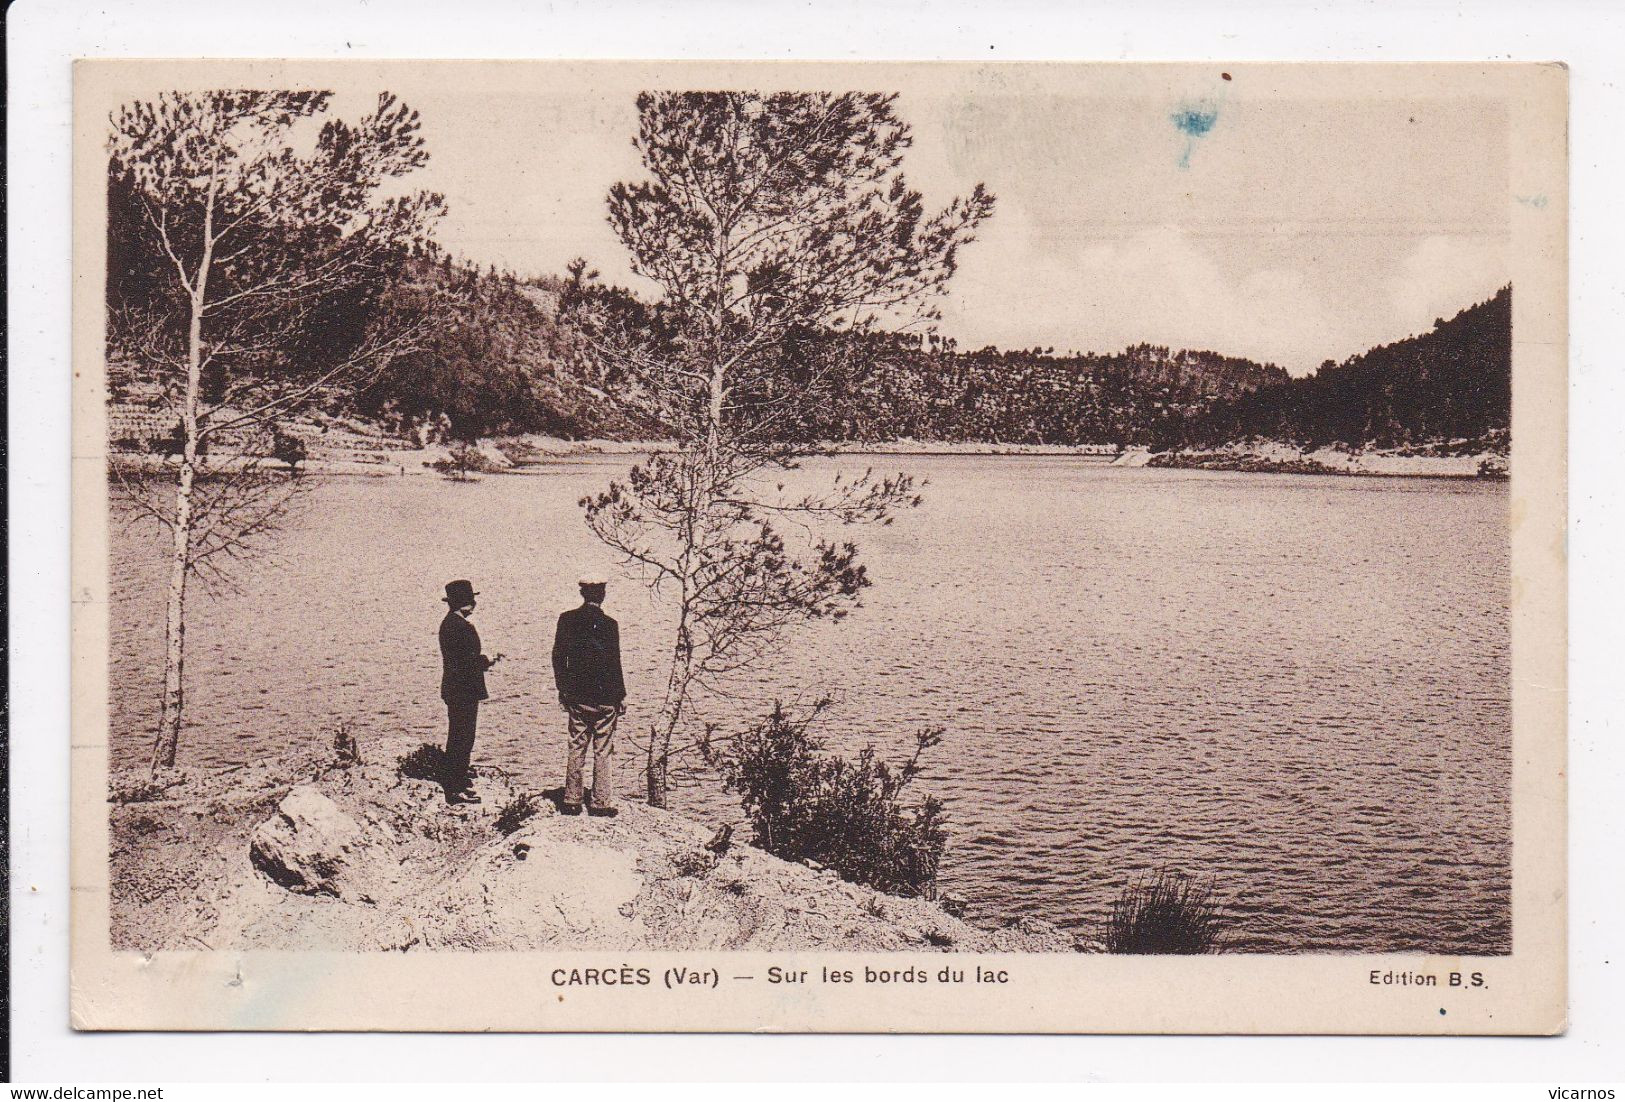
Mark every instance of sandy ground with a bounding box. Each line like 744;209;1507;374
108;733;1092;954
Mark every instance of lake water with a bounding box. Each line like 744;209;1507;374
108;456;1511;954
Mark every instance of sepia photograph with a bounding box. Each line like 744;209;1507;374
68;58;1568;1034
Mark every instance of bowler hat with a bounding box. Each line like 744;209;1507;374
442;579;479;605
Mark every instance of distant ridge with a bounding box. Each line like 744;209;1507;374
1169;287;1512;451
318;259;1511;453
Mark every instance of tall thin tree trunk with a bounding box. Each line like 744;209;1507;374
646;700;676;808
706;362;726;458
644;229;728;807
645;738;669;807
152;458;193;774
647;601;693;808
151;265;208;775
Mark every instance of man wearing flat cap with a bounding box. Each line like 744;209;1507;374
439;579;501;805
551;571;627;816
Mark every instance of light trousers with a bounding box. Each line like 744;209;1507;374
564;702;619;809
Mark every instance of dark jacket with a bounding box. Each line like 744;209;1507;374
551;603;627;706
439;611;489;704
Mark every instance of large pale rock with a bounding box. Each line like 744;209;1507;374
249;785;399;902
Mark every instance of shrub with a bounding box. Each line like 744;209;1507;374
670;849;717;878
271;428;308;475
331;721;362;768
124;813;168;837
494;438;540;465
720;701;948;898
1104;869;1228;954
397;742;446;782
111;777;167;804
430;440;498;481
494;792;543;836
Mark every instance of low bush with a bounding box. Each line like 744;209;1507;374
1104;868;1228;954
111;778;167;804
430;440;499;481
124;813;169;838
670;849;717;878
110;771;188;804
494;792;543;836
271;428;308;475
331;721;362;768
397;742;446;782
494;438;541;465
720;700;948;899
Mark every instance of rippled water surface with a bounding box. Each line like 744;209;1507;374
109;457;1511;953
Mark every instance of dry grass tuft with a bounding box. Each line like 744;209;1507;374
1104;868;1229;954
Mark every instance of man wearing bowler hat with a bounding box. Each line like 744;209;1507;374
551;570;627;816
439;579;501;805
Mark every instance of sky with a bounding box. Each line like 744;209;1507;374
294;63;1510;375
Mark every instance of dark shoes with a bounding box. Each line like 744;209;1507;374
588;805;619;818
448;789;482;806
560;802;584;816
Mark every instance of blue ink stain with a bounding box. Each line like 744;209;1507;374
1171;100;1221;169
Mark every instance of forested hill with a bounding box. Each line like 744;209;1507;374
354;263;1506;451
767;334;1291;445
357;260;1291;445
106;142;1511;452
355;260;668;442
1169;287;1512;451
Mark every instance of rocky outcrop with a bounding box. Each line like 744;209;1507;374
247;786;402;903
111;739;1092;954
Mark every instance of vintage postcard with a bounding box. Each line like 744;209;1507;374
70;59;1567;1033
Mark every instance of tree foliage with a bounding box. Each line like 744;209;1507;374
353;271;1293;449
569;91;993;806
108;89;446;772
760;332;1290;446
108;91;444;416
596;91;994;444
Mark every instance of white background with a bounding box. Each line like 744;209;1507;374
8;0;1624;1083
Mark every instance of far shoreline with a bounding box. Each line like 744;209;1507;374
106;434;1510;482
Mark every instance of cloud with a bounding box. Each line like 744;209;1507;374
1389;235;1510;335
939;206;1510;374
1075;225;1330;364
945;218;1333;371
